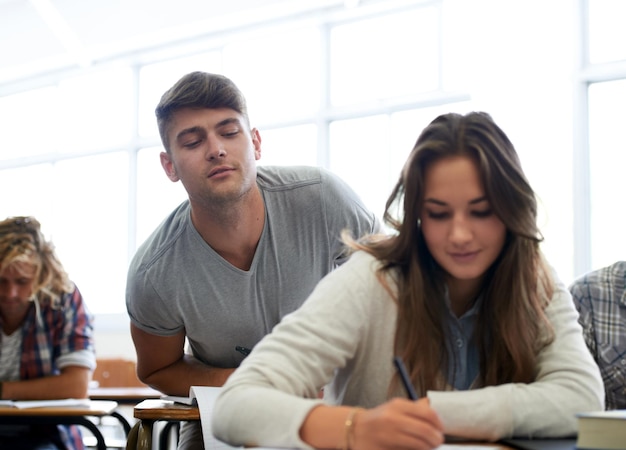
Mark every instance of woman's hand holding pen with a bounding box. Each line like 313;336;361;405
337;356;443;450
351;398;444;450
301;358;443;449
346;357;443;449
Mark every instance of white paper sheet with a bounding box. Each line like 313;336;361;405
0;398;92;409
191;386;242;450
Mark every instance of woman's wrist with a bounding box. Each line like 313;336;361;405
340;407;364;450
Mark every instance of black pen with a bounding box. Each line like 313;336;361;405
235;345;251;357
393;356;418;400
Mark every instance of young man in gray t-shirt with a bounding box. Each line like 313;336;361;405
125;71;379;448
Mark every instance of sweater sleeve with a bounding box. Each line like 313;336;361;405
427;280;605;440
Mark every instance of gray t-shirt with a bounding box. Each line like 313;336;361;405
126;165;379;368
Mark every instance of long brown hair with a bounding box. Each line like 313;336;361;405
0;216;73;307
349;112;554;395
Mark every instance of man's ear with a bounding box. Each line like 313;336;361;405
251;128;262;161
160;151;180;182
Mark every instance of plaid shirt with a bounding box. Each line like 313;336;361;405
1;285;95;450
569;261;626;410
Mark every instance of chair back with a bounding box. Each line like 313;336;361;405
93;358;146;387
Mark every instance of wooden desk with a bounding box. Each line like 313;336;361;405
0;400;125;450
127;399;199;450
89;386;161;403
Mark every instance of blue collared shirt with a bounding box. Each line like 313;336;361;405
443;291;481;390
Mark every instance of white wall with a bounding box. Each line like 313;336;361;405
93;314;137;360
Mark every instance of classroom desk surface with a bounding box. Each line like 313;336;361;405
0;400;126;450
0;399;119;417
89;386;161;403
133;399;200;421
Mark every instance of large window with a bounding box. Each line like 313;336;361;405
1;0;612;320
587;80;626;268
574;0;626;275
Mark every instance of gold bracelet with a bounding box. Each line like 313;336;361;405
341;407;363;450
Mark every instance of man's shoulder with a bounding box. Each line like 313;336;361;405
130;201;191;270
606;260;626;277
256;165;324;190
570;261;626;303
256;165;356;197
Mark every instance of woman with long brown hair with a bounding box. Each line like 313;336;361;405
212;112;604;449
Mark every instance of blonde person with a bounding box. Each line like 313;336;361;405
212;112;604;449
0;216;95;450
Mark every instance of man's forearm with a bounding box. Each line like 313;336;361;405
2;368;89;400
142;355;235;396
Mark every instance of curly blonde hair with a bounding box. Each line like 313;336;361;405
0;216;72;307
